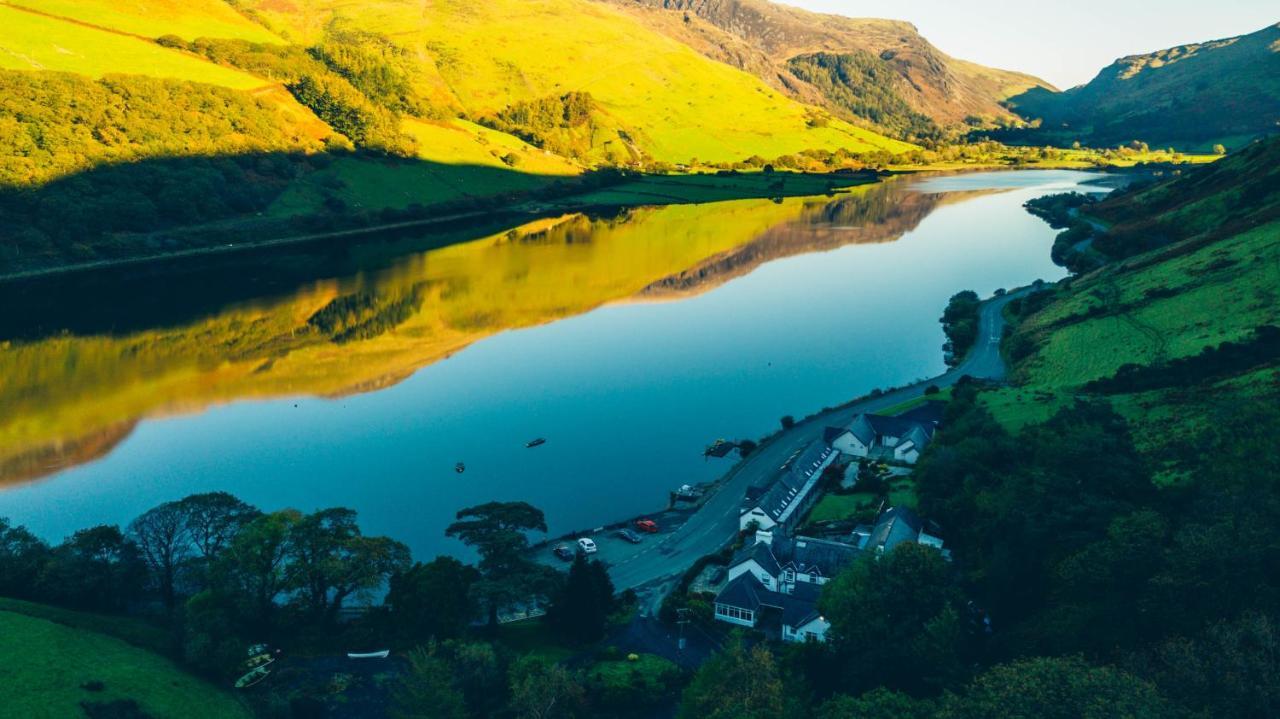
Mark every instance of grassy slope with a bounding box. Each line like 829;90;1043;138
0;4;267;88
242;0;914;164
987;139;1280;482
0;610;250;719
5;0;283;43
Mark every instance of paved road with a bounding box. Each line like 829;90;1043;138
607;289;1029;601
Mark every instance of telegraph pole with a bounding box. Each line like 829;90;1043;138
676;607;689;652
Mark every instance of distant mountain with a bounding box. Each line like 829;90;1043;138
998;23;1280;151
605;0;1053;139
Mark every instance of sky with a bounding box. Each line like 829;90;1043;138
785;0;1278;88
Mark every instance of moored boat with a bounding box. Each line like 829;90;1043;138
347;650;391;660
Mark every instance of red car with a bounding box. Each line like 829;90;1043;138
634;519;659;533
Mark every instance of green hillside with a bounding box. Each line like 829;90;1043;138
996;23;1280;151
238;0;915;164
987;136;1280;483
0;606;250;719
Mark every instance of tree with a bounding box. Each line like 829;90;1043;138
178;492;259;567
817;688;934;719
37;525;145;611
820;543;970;694
387;557;480;642
216;510;299;629
446;502;553;626
1214;144;1227;155
547;554;614;643
678;639;789;719
0;518;49;599
780;415;796;430
509;656;586;719
393;645;468;719
128;500;191;611
940;656;1170;719
286;508;410;623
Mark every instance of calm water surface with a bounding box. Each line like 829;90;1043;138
0;170;1105;559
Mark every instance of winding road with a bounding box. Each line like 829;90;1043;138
605;288;1029;604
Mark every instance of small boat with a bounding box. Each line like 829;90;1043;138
234;665;271;689
525;438;546;448
455;462;466;473
347;650;391;660
243;653;274;670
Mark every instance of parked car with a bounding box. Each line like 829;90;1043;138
616;529;643;544
634;519;659;533
577;537;598;554
553;544;574;562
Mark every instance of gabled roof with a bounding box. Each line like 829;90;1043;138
823;426;848;444
846;414;876;445
900;424;932;450
715;573;765;611
731;540;782;578
865;413;934;440
868;506;923;552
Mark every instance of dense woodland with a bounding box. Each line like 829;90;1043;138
786;51;944;143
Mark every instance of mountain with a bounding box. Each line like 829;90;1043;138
603;0;1053;138
998;23;1280;151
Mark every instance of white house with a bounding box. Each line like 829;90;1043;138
824;402;945;465
851;506;948;557
739;442;837;533
713;533;861;642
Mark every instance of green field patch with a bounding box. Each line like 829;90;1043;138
0;610;250;719
0;6;266;88
6;0;283;43
493;618;577;664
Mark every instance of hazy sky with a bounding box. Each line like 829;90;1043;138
785;1;1278;88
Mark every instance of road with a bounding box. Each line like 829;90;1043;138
606;289;1029;603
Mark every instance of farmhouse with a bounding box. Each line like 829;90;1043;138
739;441;838;533
824;402;945;464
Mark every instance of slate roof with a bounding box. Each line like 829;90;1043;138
865;414;934;441
773;536;861;577
777;582;824;628
867;506;924;552
715;573;765;611
731;540;782;577
751;442;834;523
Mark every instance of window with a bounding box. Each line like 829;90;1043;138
716;604;755;623
782;570;795;583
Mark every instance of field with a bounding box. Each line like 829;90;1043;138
407;119;581;176
4;0;283;43
241;0;914;164
1014;220;1280;388
0;5;267;89
0;609;251;719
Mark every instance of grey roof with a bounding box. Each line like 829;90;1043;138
752;442;833;522
868;506;923;552
773;536;861;577
846;414;876;445
865;414;934;441
777;582;824;628
731;540;782;577
823;426;847;443
715;573;765;611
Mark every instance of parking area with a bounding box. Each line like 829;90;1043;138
530;504;700;578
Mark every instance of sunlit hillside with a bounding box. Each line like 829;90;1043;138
239;0;915;163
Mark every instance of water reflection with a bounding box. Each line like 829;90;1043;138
0;171;1089;558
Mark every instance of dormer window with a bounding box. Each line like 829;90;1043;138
782;569;796;583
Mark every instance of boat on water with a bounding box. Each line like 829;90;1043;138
455;462;465;473
347;650;391;660
234;665;271;689
525;438;546;448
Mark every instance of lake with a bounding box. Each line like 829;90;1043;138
0;170;1105;559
